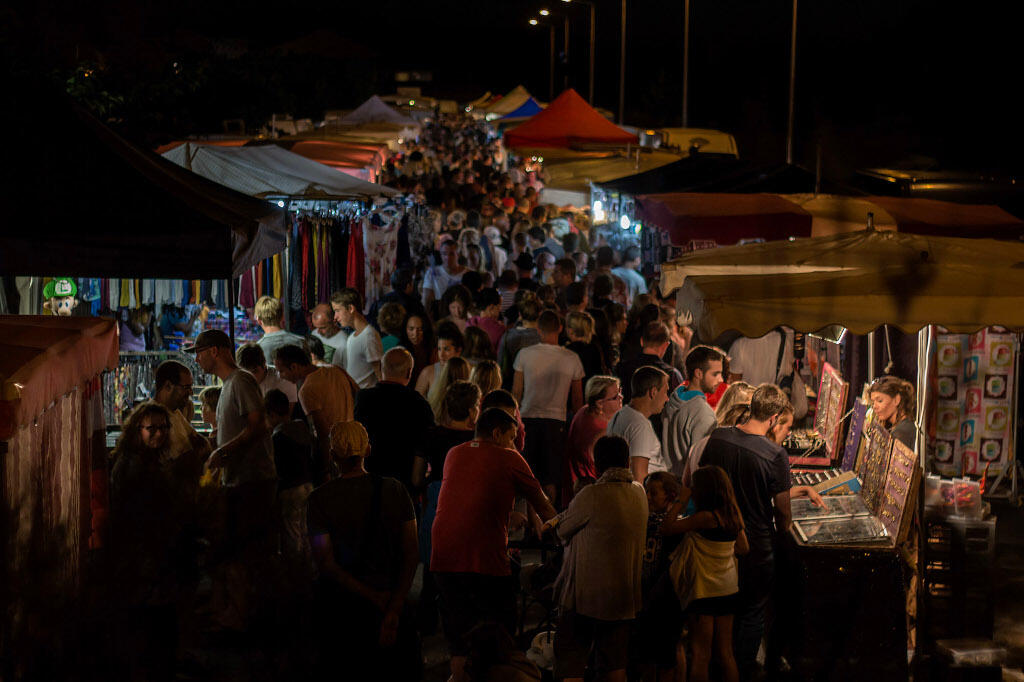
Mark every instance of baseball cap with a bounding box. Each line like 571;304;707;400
501;197;516;210
186;329;232;353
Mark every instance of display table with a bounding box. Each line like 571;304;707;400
777;537;909;681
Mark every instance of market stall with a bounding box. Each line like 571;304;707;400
482;85;535;120
504;88;637;150
0;316;119;675
659;227;1024;677
161;142;397;201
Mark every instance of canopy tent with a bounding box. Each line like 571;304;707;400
638;192;1024;246
284;124;413;152
154;138;249;155
270;139;389;180
0;316;118;436
661;229;1024;340
162;143;397;200
541;150;683;194
637;193;814;246
0;87;287;279
338;95;419;127
597;154;815;196
484;85;534;117
499;97;544;121
505;89;639;149
1;316;119;674
466;91;494;109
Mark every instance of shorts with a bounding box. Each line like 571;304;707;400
522;418;567;488
435;572;517;656
554;610;632;678
688;592;740;617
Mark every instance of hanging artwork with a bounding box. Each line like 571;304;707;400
814;362;849;461
934;330;1017;476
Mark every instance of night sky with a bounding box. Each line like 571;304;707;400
5;0;1023;180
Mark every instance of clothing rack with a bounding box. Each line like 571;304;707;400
103;351;213;427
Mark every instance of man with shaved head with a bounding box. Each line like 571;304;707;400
354;347;435;493
310;302;348;367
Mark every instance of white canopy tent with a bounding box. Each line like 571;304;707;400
339;95;420;127
162;143;398;200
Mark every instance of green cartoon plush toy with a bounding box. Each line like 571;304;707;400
43;278;79;316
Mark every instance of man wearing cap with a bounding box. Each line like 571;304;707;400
310;303;348;367
191;329;276;621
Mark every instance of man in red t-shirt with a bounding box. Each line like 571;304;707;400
431;408;557;682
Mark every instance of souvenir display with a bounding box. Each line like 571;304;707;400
841;400;869;471
878;439;919;542
813;362;849;461
934;330;1017;476
793;515;889;545
858;419;894;513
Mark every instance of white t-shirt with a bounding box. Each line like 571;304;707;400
514;343;584;421
608;404;668;473
259;367;298;404
345;324;383;389
312;328;349;367
423;265;465;302
612;267;648;304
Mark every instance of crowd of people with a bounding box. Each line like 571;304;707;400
107;113;835;682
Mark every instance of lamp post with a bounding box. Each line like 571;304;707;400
618;0;626;124
682;0;690;127
530;18;557;101
562;0;596;105
540;9;571;92
786;0;798;164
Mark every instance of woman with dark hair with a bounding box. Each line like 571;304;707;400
399;313;436;387
868;375;917;448
110;401;182;680
440;284;473;334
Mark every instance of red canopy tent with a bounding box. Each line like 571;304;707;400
637;193;814;245
504;89;638;149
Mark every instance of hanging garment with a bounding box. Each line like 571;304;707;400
346;218;365;300
239;271;256;309
363;212;400;312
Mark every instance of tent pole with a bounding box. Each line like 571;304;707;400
227;276;236;349
283;200;292;331
867;329;876;382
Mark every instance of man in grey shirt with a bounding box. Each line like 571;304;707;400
255;295;304;367
192;329;276;566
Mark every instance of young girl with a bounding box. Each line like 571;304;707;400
662;466;749;682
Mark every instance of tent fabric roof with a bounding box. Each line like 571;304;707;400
162;143;397;200
484;85;533;116
0;316;119;437
596;154;815;196
275;139;388;171
542;150;683;193
638;192;1024;246
499;97;544;121
339;95;419;127
638;193;813;245
504;89;639;149
662;229;1024;339
0;87;287;279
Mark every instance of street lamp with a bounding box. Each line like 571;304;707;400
562;0;596;105
786;0;798;164
682;0;690;127
529;17;557;101
539;9;571;92
618;0;626;124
